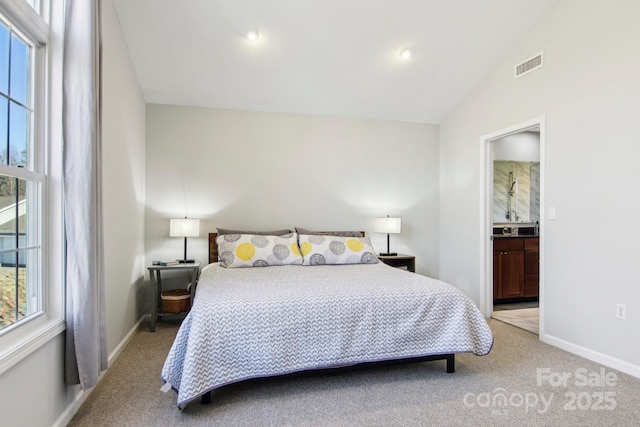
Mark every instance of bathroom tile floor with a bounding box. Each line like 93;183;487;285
492;302;539;335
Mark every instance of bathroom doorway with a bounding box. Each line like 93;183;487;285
481;117;544;336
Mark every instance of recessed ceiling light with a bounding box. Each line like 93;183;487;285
400;49;412;59
246;30;260;41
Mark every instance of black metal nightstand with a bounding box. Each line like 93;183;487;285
378;254;415;272
147;263;200;332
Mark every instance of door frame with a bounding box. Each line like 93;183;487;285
479;116;545;336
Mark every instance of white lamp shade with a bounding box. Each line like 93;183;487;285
374;217;401;234
170;218;200;237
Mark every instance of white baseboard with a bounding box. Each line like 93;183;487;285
541;332;640;379
52;315;147;427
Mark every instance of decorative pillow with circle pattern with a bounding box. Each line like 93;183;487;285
217;233;303;268
298;234;379;266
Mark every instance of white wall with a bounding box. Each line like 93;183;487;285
101;0;147;353
0;336;72;427
439;0;640;374
145;105;440;277
0;1;147;426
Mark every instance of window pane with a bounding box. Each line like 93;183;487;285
0;97;7;164
0;175;33;331
17;178;26;248
0;175;23;251
9;34;29;106
0;23;9;95
9;101;27;167
0;260;30;329
16;254;28;321
0;264;18;328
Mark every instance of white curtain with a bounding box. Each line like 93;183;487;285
63;0;107;389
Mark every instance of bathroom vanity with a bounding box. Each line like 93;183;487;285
492;230;539;302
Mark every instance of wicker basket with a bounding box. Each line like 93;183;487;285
161;289;191;313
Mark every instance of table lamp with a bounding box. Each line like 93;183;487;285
170;217;200;263
374;215;401;256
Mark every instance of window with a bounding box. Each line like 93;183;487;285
0;0;64;374
0;16;43;333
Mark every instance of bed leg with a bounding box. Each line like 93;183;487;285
201;391;212;405
446;354;455;373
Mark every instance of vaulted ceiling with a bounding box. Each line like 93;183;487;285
112;0;558;124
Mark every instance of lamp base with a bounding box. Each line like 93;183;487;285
178;259;195;264
379;252;398;257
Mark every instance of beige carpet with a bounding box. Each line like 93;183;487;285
68;318;640;426
492;308;539;335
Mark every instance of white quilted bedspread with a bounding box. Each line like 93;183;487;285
161;262;493;407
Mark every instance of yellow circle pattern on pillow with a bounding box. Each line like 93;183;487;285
300;241;312;256
347;239;364;252
236;242;256;261
291;242;301;257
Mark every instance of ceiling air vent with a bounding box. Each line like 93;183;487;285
514;52;543;79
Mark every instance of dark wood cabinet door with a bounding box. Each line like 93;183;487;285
524;250;539;297
494;248;524;300
524;274;539;297
500;250;525;298
493;251;501;299
524;250;539;275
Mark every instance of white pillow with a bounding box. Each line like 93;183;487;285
217;233;303;268
299;234;379;265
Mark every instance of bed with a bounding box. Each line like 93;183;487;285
161;231;493;408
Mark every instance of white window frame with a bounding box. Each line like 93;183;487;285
0;0;64;376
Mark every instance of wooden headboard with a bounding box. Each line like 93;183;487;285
209;231;366;265
209;233;219;264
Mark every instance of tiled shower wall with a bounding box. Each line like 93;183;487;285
493;161;540;223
